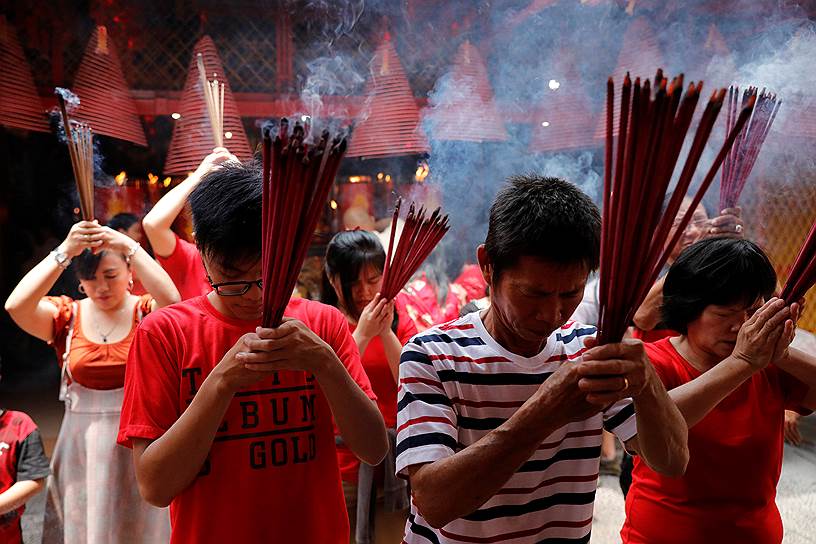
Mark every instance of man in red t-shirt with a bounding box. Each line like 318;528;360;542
0;409;50;544
143;148;237;300
118;162;388;543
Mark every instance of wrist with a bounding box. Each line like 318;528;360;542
632;375;663;404
312;349;342;381
727;353;762;373
207;368;239;398
58;242;79;259
529;388;566;430
52;246;73;268
125;242;140;259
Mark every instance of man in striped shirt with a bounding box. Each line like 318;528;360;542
396;175;689;543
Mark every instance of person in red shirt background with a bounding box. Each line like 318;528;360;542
0;407;50;544
142;147;238;300
622;238;816;544
321;230;417;541
118;162;388;544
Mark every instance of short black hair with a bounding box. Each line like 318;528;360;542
321;230;385;318
74;249;126;280
662;237;777;334
189;162;262;270
107;213;139;232
484;174;600;276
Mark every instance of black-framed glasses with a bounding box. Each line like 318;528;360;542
208;277;263;296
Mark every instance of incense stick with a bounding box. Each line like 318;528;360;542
261;119;348;327
56;90;94;221
197;53;225;148
380;198;450;301
719;86;780;210
597;70;755;344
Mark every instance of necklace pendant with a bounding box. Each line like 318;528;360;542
102;335;107;343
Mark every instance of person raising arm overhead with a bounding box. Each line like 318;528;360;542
142;147;236;299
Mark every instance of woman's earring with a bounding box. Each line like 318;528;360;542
128;278;134;291
78;284;86;294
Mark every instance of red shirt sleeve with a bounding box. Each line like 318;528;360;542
314;303;376;402
644;340;685;390
155;234;210;300
117;316;182;448
776;367;812;415
395;293;419;345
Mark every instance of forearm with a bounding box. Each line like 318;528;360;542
317;356;388;465
631;379;688;476
4;254;62;315
352;330;372;359
669;356;755;427
143;173;200;232
381;329;403;382
633;276;666;331
410;396;561;528
778;348;816;388
128;247;180;307
0;480;44;515
135;374;233;507
143;174;201;256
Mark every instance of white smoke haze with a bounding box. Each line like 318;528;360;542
286;0;816;274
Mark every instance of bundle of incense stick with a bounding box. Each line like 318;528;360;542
780;219;816;304
55;89;94;221
597;70;756;344
261;118;347;327
719;86;780;211
380;198;450;301
197;53;225;148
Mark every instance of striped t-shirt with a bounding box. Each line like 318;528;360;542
395;311;637;544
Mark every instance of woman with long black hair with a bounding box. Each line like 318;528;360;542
322;230;417;542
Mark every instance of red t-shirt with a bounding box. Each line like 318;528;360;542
622;338;810;544
336;294;417;483
155;234;211;300
117;295;376;544
0;411;50;544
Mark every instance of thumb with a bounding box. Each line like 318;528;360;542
583;336;599;349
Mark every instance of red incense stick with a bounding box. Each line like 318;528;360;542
261;119;348;327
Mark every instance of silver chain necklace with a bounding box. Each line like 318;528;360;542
92;301;129;343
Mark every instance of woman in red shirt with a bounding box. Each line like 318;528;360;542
321;230;417;541
4;221;179;543
622;238;816;543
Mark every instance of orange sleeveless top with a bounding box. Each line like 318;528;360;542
47;295;153;390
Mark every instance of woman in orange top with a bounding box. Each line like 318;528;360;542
4;220;179;543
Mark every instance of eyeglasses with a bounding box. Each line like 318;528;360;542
208;278;263;296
